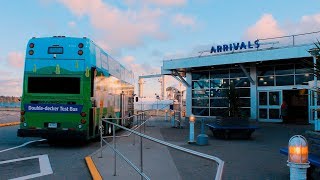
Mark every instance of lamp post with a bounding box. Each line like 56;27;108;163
287;135;310;180
188;114;196;144
308;48;320;131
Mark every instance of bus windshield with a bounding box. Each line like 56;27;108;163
28;77;80;94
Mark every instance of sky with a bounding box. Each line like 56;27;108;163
1;0;320;97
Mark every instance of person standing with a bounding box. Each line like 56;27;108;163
281;100;288;123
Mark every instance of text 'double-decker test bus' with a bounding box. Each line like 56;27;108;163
17;36;135;141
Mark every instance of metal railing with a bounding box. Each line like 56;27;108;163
165;30;320;60
96;111;224;180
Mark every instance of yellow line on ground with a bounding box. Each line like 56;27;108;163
0;122;20;127
85;156;103;180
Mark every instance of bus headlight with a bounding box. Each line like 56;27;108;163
23;122;27;127
78;124;82;129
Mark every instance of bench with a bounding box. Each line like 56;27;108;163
279;147;320;167
206;123;259;139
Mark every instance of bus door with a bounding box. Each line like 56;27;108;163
90;68;96;136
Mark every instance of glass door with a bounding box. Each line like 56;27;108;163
258;91;282;122
309;89;318;123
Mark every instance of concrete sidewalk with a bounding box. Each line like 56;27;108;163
91;118;183;180
92;117;314;180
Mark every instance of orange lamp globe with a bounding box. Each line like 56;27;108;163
189;114;196;122
288;135;308;164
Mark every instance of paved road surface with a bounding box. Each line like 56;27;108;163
0;125;100;179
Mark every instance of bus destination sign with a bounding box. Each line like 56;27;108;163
24;104;83;113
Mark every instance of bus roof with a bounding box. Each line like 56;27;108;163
25;36;135;85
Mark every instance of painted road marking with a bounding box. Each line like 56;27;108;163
85;156;102;180
0;139;46;153
0;122;20;127
0;154;53;180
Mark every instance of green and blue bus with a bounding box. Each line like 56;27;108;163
17;36;135;141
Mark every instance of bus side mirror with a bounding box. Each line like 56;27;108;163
90;97;96;107
135;97;139;102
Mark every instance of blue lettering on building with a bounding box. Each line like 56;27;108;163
210;40;260;53
24;104;83;113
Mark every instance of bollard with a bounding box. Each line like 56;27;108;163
197;119;208;145
287;135;309;180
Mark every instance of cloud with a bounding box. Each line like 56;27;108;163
244;14;285;40
143;0;186;6
0;78;23;96
120;56;160;77
289;14;320;34
124;0;186;7
244;13;320;45
172;14;196;28
57;0;165;52
6;52;24;69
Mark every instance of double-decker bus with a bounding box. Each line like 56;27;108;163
17;36;135;141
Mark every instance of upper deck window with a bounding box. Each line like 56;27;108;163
28;77;80;94
48;47;63;54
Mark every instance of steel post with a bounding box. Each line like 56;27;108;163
99;120;103;158
140;115;143;180
113;124;117;176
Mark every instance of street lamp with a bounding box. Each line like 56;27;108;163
188;114;196;144
287;135;310;180
308;47;320;131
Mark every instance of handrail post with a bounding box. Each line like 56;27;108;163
140;114;143;180
143;112;146;133
99;120;103;158
133;116;136;146
292;35;295;46
113;123;117;176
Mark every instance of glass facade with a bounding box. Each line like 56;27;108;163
192;67;251;117
191;60;314;119
256;61;313;121
257;63;313;87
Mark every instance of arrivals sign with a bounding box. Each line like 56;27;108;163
24;104;83;113
210;40;260;53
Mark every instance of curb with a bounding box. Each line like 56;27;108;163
85;156;102;180
0;122;20;127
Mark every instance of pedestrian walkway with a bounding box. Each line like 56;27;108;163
91;118;183;180
91;116;314;179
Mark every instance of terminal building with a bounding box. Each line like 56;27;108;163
161;32;320;124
